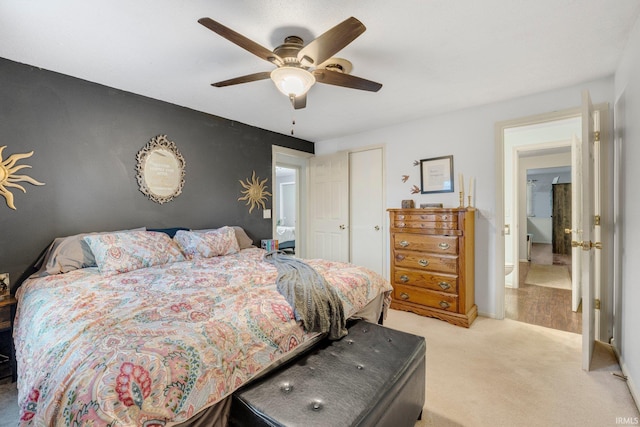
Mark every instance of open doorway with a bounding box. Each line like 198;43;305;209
505;162;581;334
274;166;297;255
272;145;312;259
503;117;582;334
497;98;613;369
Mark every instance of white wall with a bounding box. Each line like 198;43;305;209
527;217;552;244
614;12;640;408
315;78;614;319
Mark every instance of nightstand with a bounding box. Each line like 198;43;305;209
0;296;17;383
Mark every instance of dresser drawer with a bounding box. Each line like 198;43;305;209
393;251;458;274
393;233;458;254
394;213;456;222
394;269;458;293
394;284;458;312
392;220;458;231
392;212;458;231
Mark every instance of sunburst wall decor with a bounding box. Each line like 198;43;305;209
238;171;271;213
0;146;45;210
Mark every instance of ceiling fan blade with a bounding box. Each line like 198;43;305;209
297;17;366;67
313;70;382;92
211;71;272;87
198;18;283;66
291;94;307;109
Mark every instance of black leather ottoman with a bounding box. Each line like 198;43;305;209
229;320;426;427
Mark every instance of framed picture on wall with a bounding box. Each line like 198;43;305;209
420;155;454;193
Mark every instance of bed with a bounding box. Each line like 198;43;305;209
13;226;392;426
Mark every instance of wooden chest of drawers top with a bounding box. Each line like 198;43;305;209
388;208;472;234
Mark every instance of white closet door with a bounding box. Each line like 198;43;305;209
349;148;384;276
308;151;349;262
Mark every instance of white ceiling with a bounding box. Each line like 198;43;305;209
1;1;639;142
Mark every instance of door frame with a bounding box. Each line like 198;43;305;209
272;146;313;259
496;107;581;319
494;104;612;343
510;140;573;290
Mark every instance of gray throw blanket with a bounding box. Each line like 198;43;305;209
263;251;347;340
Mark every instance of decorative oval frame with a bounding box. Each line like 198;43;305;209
136;135;186;204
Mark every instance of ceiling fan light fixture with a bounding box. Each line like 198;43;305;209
270;67;316;98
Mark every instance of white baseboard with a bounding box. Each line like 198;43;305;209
478;310;498;319
613;345;640;412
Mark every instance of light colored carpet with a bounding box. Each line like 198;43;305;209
1;311;638;426
525;263;572;290
383;309;639;427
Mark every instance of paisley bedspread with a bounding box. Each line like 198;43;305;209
14;248;392;426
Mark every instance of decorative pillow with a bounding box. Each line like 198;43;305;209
174;226;240;259
192;226;254;249
84;231;185;276
33;227;146;276
231;226;255;249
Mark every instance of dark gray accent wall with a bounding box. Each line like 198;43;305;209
0;58;314;292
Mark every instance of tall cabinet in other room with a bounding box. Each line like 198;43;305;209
388;208;476;327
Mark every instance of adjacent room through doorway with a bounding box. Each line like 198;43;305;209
503;118;582;334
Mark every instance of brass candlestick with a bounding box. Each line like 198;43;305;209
467;195;472;208
459;191;464;207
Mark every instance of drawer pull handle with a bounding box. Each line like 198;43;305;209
418;259;429;267
398;222;406;228
400;292;410;300
439;301;450;309
438;282;451;290
396;254;406;261
442;215;448;220
399;240;409;247
400;275;409;283
438;242;450;250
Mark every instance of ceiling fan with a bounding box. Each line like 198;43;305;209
198;16;383;109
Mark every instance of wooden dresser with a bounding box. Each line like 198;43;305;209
388;208;477;327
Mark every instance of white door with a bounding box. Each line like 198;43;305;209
349;148;384;275
593;113;603;343
570;134;582;312
579;90;599;371
308;151;349;261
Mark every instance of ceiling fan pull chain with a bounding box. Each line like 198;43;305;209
291;112;296;136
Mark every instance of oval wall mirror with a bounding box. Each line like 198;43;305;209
136;134;186;204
